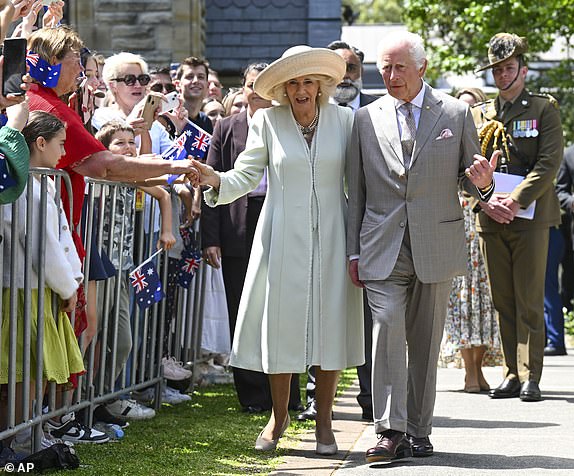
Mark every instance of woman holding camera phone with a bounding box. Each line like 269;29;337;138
91;52;175;146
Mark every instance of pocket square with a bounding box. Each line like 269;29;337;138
435;128;453;140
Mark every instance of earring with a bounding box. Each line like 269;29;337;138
318;92;322;96
283;93;287;96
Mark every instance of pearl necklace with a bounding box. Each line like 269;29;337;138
295;108;319;139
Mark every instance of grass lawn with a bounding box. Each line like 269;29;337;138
56;368;357;476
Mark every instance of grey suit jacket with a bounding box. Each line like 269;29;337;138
346;84;482;284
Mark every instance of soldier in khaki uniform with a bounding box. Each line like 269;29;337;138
472;33;563;401
471;33;563;401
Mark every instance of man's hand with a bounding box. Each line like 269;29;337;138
479;193;518;224
465;150;500;190
348;259;363;288
203;246;221;269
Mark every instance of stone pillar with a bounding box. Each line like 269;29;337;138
173;0;206;62
63;0;207;66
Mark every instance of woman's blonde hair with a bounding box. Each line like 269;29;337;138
222;88;244;116
27;25;84;63
269;74;337;106
102;52;149;90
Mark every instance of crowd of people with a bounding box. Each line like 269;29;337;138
0;0;571;468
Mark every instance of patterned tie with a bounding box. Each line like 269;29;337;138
400;102;416;169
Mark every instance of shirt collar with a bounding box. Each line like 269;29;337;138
348;94;361;111
393;81;426;110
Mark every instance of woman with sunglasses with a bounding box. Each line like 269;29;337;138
92;52;173;153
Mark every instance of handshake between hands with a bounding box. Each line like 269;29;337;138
184;158;220;190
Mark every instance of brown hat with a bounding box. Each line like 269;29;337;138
476;33;528;72
254;45;345;100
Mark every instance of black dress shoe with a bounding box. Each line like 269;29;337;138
544;346;567;356
489;378;521;399
520;380;542;402
406;434;433;457
366;430;412;463
296;401;317;421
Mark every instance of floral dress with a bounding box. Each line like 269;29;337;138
440;193;502;367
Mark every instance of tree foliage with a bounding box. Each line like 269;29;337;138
403;0;574;144
343;1;404;24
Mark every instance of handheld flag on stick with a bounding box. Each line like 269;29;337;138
177;249;202;288
176;225;202;288
130;249;165;310
161;120;212;184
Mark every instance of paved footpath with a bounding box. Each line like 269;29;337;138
272;349;574;476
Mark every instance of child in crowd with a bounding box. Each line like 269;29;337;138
92;120;177;419
1;107;89;453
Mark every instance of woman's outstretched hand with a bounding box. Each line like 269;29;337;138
190;159;221;190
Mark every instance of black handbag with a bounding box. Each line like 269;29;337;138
21;443;80;472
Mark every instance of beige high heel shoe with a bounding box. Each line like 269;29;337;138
315;430;338;456
316;440;338;456
254;415;291;451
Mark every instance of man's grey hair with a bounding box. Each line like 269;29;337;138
376;31;427;70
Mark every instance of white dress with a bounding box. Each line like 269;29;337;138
205;104;364;374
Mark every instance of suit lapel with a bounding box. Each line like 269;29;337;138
233;111;248;149
411;85;443;167
368;96;403;168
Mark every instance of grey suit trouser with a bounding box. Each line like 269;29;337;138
365;231;450;438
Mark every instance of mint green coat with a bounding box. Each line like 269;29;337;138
205;104;364;373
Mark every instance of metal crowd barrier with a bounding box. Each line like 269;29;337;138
0;169;208;452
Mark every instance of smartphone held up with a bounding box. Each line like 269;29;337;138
2;38;27;97
141;94;162;129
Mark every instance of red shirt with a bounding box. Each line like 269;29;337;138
27;84;106;257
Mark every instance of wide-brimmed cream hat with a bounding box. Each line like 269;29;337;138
254;45;346;100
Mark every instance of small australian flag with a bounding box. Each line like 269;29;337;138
162;120;211;184
26;50;61;88
177;249;202;288
130;259;165;310
0;152;17;193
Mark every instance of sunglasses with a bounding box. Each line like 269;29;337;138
112;74;151;86
150;82;176;93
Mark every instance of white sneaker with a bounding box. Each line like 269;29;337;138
44;412;109;444
207;358;226;373
162;386;192;404
106;399;156;420
162;356;192;380
132;387;156;404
